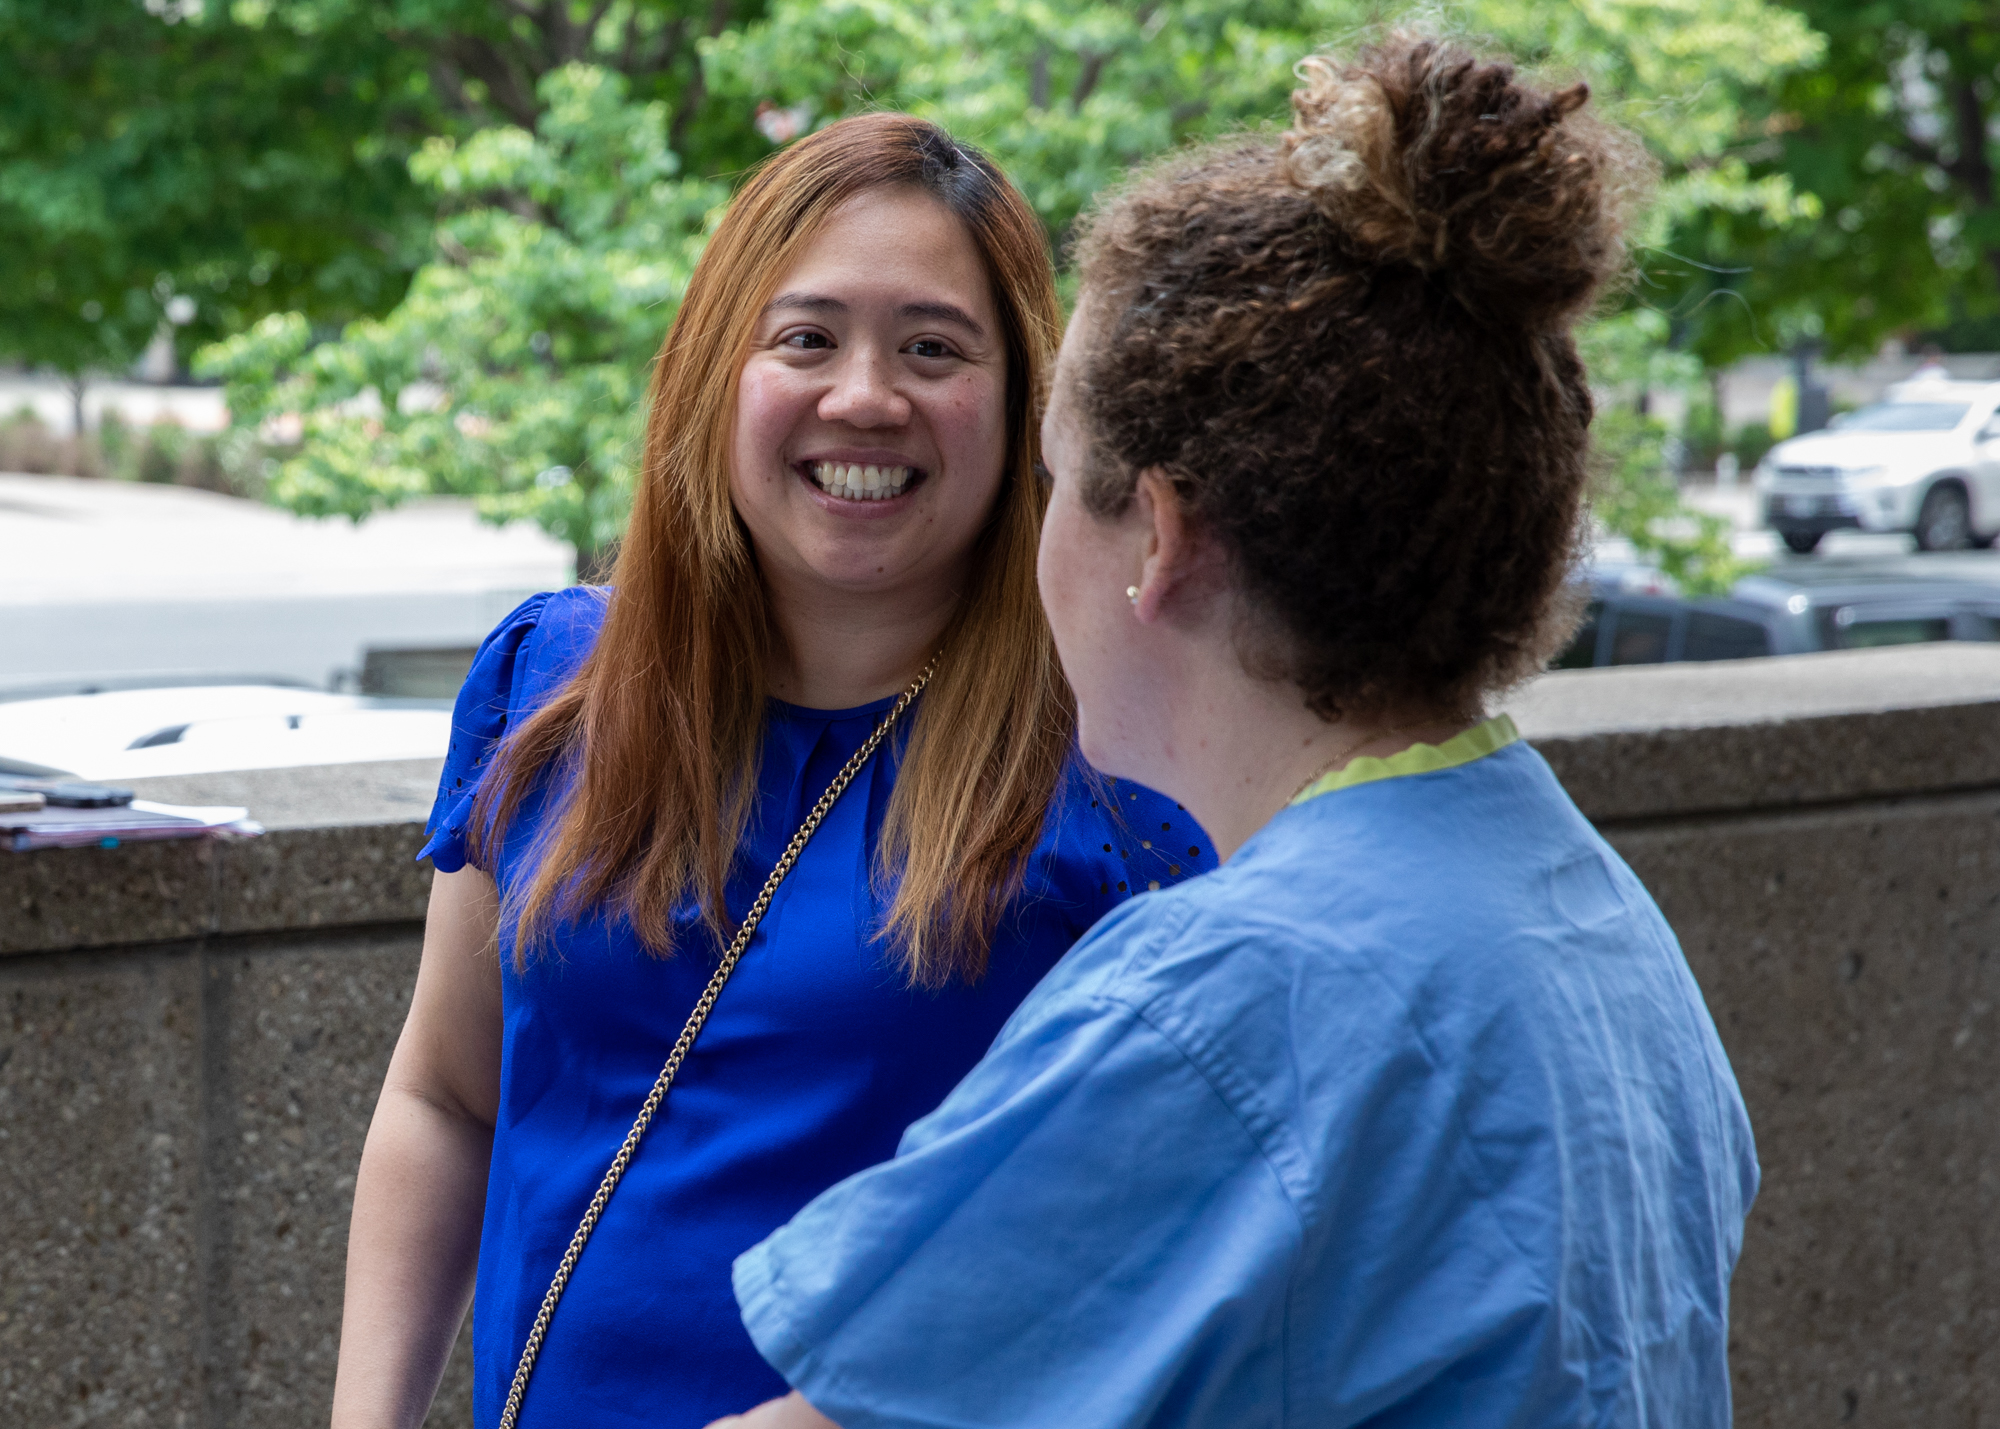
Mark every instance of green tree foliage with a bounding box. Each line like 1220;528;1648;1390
707;0;1823;241
201;66;724;573
1658;0;2000;366
0;0;429;382
1589;410;1755;596
0;0;769;387
204;0;1821;590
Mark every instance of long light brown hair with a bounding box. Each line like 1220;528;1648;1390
470;113;1071;985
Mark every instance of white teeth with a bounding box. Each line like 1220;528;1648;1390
809;461;915;501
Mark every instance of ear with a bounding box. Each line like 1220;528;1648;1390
1130;468;1199;624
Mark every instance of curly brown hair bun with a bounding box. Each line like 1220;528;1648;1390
1072;31;1654;720
1285;43;1643;327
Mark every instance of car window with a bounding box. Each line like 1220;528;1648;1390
1963;610;2000;641
1683;611;1772;661
1838;402;1970;432
1838;615;1953;649
1606;609;1673;665
1553;600;1603;668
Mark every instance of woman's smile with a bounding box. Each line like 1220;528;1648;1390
797;453;928;506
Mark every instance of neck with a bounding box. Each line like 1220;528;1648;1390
1123;641;1464;863
761;570;959;709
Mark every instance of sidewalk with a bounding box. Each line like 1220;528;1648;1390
0;373;228;434
0;474;572;692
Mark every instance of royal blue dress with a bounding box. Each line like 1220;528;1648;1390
419;588;1216;1429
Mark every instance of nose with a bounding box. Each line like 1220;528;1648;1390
817;347;911;429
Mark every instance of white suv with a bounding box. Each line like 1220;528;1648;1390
1756;379;2000;553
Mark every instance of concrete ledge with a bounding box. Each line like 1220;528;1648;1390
1509;645;2000;822
0;759;441;958
9;645;2000;957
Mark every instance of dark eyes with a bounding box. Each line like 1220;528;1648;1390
775;331;959;360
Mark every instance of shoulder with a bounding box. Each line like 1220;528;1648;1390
463;586;609;722
420;587;608;872
1065;752;1736;1200
527;583;611;652
1020;760;1219;933
1112;749;1666;1038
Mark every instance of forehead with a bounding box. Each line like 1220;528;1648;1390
774;186;996;320
1044;299;1099;424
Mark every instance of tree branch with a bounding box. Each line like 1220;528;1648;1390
1947;73;1995;207
442;35;542;127
1070;51;1108;113
635;16;691;80
530;0;578;66
429;60;481;121
669;0;734;150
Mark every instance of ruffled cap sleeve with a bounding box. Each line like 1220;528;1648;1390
418;592;554;872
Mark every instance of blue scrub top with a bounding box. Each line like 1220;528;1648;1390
419;588;1216;1429
735;723;1760;1429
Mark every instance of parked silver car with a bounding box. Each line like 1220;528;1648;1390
1756;379;2000;553
0;682;452;781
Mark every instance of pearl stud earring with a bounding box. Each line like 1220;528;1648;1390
1126;585;1140;604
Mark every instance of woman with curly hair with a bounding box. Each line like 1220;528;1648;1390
716;32;1758;1429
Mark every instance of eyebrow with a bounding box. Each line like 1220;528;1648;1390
763;292;988;340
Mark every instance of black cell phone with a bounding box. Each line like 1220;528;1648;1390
0;777;135;808
44;782;137;808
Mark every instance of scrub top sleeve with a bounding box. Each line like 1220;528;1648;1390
418;591;554;873
732;995;1299;1429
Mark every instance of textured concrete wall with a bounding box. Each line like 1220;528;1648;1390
1;759;466;1428
5;646;2000;1426
0;926;474;1429
1610;792;2000;1427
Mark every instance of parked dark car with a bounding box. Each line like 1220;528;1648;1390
1555;565;2000;667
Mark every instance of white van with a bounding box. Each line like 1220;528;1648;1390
1756;379;2000;553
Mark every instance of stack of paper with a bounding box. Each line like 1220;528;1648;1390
3;800;260;852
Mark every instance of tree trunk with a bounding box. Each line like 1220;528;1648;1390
574;538;620;584
1942;62;2000;296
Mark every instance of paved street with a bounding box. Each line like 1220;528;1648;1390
0;473;572;694
1621;480;2000;583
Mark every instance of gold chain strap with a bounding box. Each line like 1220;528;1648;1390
495;657;940;1429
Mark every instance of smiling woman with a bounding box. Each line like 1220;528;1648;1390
729;186;1012;703
328;114;1214;1429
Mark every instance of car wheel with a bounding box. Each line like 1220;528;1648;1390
1782;531;1823;554
1915;484;1972;551
1972;530;1998;550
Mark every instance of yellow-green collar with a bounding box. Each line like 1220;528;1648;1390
1289;714;1520;806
